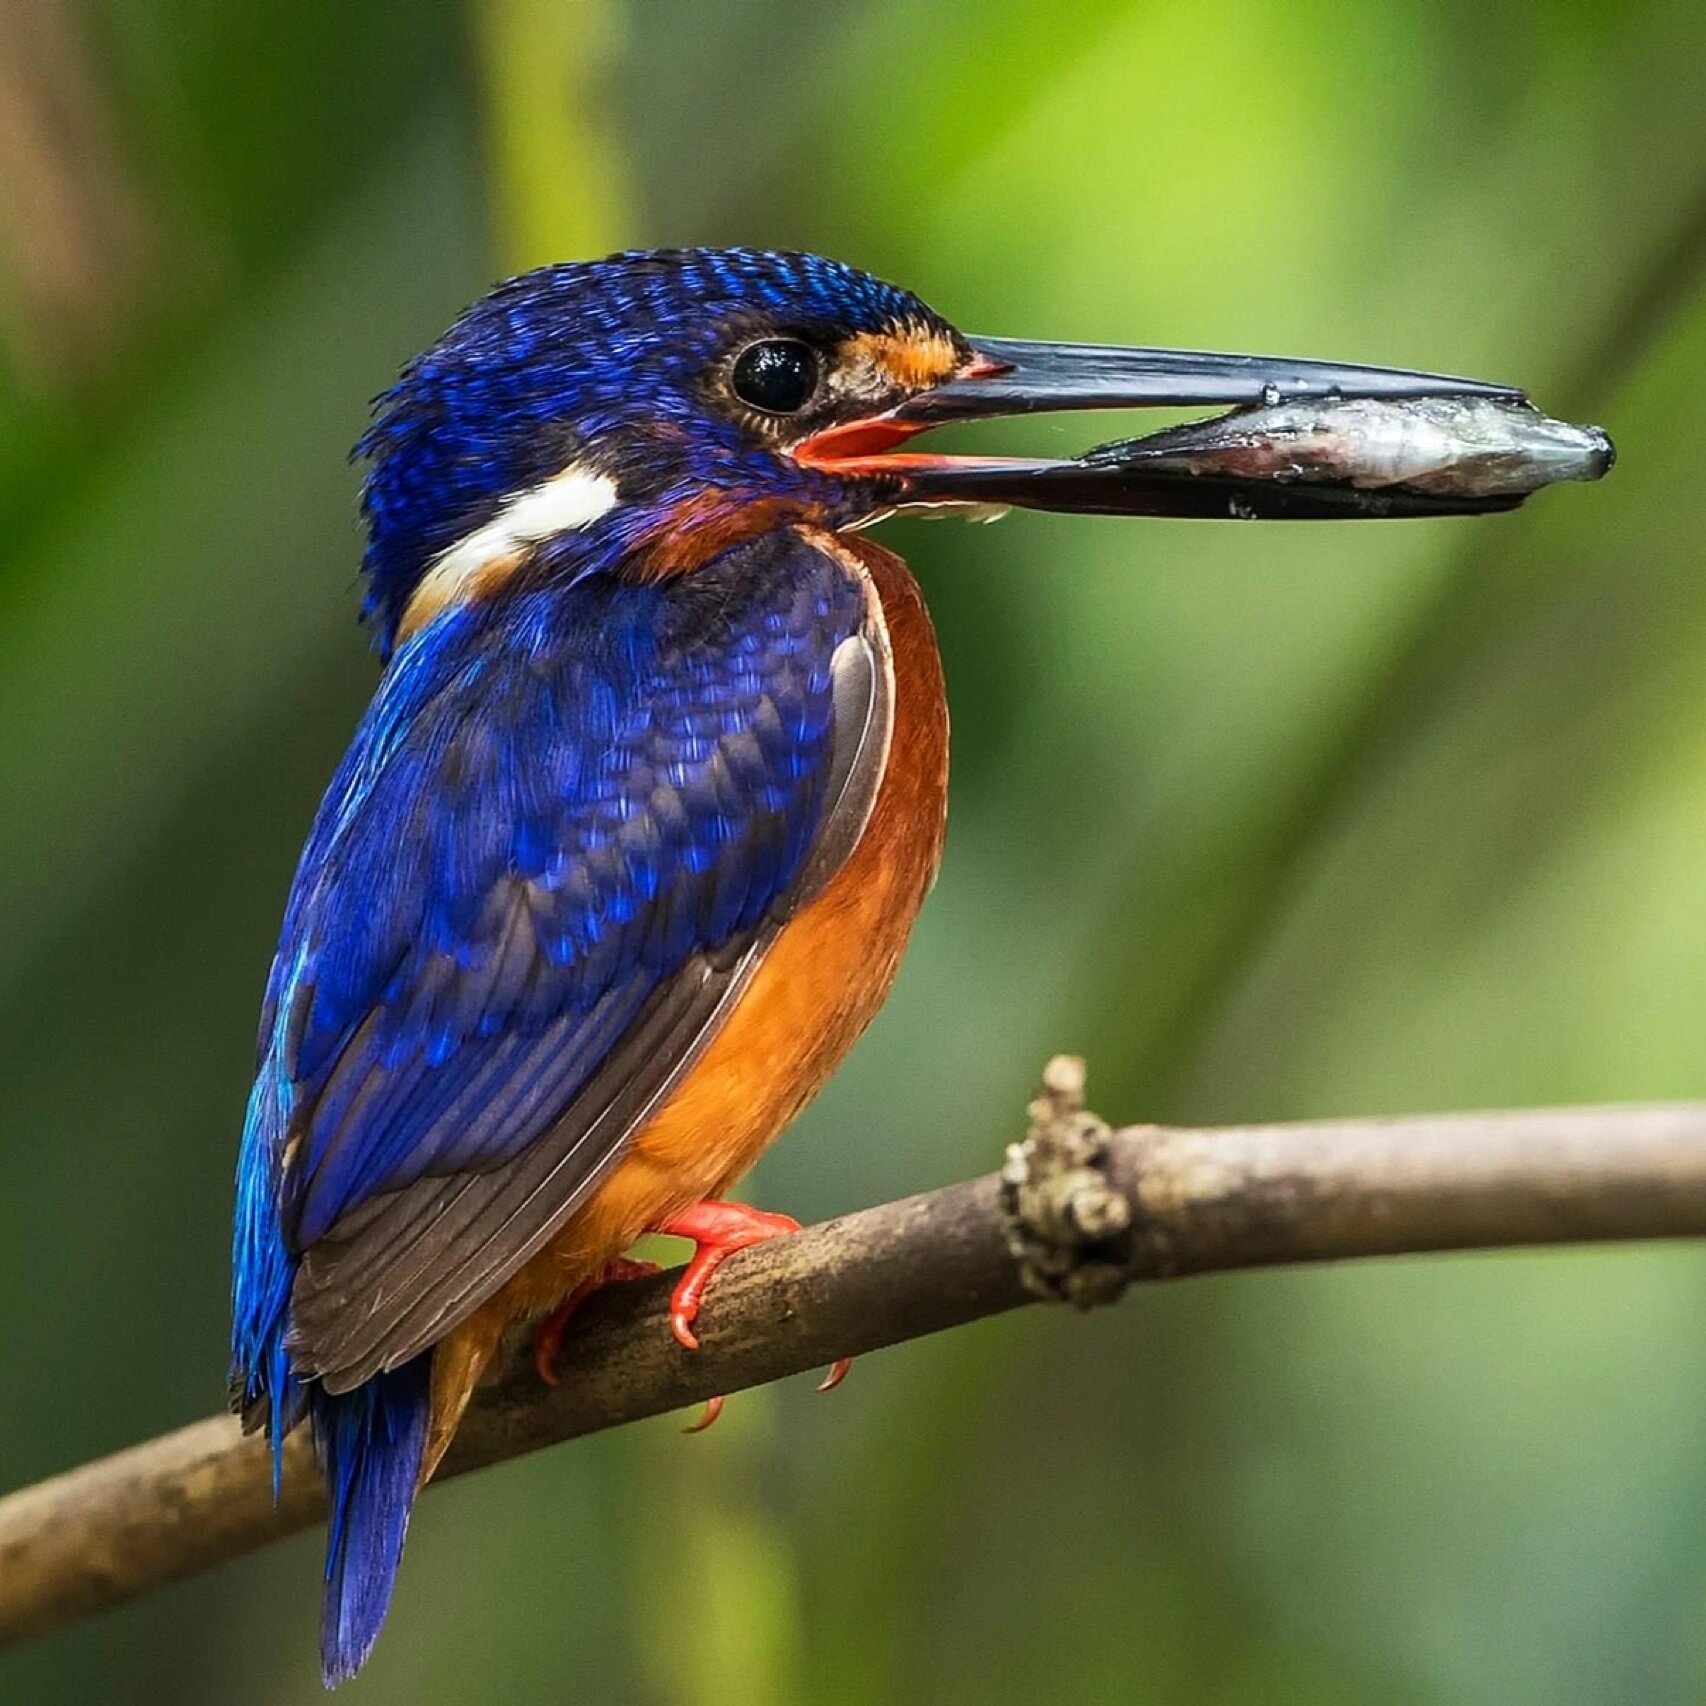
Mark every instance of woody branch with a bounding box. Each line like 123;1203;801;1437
3;1059;1706;1649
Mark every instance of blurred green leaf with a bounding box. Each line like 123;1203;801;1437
472;0;631;269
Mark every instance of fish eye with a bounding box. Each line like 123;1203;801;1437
730;339;820;414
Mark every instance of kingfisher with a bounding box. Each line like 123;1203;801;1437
229;247;1518;1683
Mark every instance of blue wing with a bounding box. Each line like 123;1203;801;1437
233;529;886;1406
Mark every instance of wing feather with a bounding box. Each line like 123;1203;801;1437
243;530;891;1393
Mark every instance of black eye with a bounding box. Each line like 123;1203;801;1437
731;339;819;414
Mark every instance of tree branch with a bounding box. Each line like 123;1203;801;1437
5;1060;1706;1651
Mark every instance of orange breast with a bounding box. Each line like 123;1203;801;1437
424;530;948;1462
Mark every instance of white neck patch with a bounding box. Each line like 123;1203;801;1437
400;461;620;638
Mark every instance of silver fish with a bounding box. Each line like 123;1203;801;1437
1090;395;1614;500
868;385;1613;521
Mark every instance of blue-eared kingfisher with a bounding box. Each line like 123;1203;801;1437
229;248;1519;1683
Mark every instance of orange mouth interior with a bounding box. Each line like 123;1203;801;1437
791;352;1017;479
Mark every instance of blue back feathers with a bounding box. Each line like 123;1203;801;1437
274;544;860;1248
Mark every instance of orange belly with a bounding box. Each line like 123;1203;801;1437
424;532;948;1464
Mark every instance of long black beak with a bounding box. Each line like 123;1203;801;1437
794;336;1547;521
896;336;1523;423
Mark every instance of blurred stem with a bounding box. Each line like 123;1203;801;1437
625;1389;801;1706
0;0;154;387
1566;172;1706;416
623;1235;802;1706
468;0;633;271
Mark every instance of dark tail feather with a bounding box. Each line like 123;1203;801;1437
311;1357;432;1687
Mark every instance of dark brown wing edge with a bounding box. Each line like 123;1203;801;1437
287;621;892;1393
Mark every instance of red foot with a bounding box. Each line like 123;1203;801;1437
655;1200;853;1428
657;1201;804;1350
533;1256;661;1386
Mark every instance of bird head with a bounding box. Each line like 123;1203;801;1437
358;247;1517;656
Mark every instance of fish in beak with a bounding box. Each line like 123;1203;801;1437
797;338;1612;520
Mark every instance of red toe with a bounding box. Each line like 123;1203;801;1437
682;1394;726;1434
651;1199;854;1419
656;1200;802;1350
533;1256;661;1385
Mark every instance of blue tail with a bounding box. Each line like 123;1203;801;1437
311;1358;432;1686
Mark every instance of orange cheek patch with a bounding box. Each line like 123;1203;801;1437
631;490;808;578
844;326;963;391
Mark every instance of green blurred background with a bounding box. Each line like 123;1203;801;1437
3;1;1705;1700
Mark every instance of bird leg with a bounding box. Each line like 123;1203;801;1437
654;1200;853;1423
657;1201;801;1349
530;1204;852;1435
532;1256;661;1386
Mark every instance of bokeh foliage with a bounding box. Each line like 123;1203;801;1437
3;2;1705;1701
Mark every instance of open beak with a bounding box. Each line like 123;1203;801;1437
794;336;1532;520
